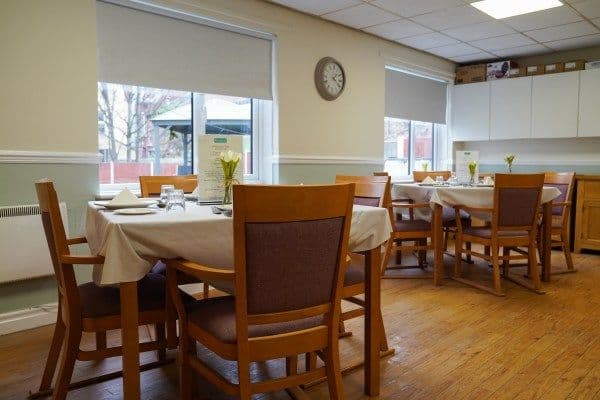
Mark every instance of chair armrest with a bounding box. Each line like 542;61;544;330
167;259;235;282
453;205;493;213
391;197;413;203
390;202;430;209
60;255;105;264
67;236;88;245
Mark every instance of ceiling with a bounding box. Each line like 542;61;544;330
268;0;600;63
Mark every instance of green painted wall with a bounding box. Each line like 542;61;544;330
0;163;97;314
277;163;384;184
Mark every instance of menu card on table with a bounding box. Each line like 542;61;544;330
197;135;243;203
455;150;479;184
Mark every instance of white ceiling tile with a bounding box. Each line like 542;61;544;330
442;20;516;41
268;0;362;15
371;0;464;18
450;51;496;63
322;3;399;28
427;43;482;57
363;19;432;39
396;32;460;50
493;44;552;57
544;33;600;50
470;33;537;51
410;5;492;31
571;0;600;20
502;6;582;31
527;21;599;42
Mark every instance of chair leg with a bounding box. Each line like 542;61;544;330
51;327;81;400
502;247;510;276
465;241;472;263
179;337;194;400
203;282;209;299
454;235;463;278
491;245;502;296
39;312;66;392
95;331;107;351
324;339;345;400
155;323;167;361
381;238;393;276
443;230;449;252
418;240;427;267
238;358;252;400
395;239;402;265
562;232;575;271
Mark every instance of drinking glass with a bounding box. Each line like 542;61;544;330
449;173;458;186
435;175;444;184
167;189;186;212
160;184;175;203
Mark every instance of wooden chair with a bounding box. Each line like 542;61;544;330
333;175;393;356
540;172;576;274
32;181;169;400
139;175;197;197
453;174;545;296
167;183;355;399
413;170;451;182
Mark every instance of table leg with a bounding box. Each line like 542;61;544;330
541;202;552;282
433;204;444;286
364;247;381;396
120;281;140;400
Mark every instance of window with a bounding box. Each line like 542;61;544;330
97;82;257;191
384;117;442;179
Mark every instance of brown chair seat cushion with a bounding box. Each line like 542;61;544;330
187;296;324;344
441;207;470;226
78;273;166;318
394;219;431;232
463;227;528;238
344;262;364;286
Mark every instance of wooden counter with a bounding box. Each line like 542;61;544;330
574;174;600;252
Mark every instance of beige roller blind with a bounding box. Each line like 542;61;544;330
96;1;273;99
385;67;447;124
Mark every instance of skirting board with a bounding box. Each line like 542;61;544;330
0;302;58;336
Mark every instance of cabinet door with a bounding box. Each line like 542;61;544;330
531;72;579;138
490;76;532;140
578;69;600;137
451;82;490;141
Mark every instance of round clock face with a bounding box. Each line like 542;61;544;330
315;57;345;101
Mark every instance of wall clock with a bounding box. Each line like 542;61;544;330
314;57;346;101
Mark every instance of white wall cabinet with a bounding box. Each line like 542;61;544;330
531;73;579;139
451;81;490;141
578;69;600;137
490;76;532;140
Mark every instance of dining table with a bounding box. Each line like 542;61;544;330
394;183;562;288
85;201;392;399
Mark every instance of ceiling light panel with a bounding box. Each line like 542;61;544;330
471;0;564;19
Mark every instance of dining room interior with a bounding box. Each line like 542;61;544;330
1;0;600;399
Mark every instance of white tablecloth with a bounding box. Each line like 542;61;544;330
85;203;392;286
394;184;562;221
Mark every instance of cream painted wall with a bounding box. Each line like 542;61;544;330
0;0;98;153
146;0;455;160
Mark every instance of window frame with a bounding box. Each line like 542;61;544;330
383;117;439;180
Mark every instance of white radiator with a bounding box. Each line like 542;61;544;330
0;202;68;283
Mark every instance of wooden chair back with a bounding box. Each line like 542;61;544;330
334;174;390;208
413;171;451;182
35;180;80;324
231;183;354;351
492;174;545;232
544;172;575;221
139;175;197;197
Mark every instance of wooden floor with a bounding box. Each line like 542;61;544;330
1;248;599;400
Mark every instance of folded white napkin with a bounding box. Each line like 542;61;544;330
422;176;435;184
108;188;142;206
191;186;199;196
